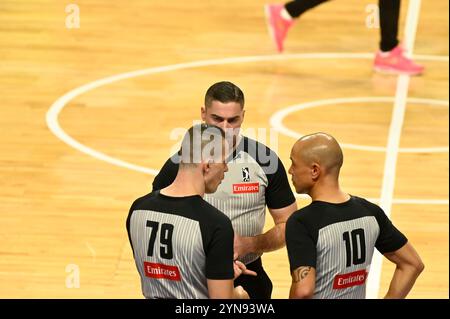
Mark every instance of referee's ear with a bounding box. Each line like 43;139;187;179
311;163;321;181
202;160;211;175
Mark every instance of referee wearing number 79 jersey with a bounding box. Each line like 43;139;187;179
286;133;424;299
127;124;255;299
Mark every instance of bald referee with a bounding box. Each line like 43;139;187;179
286;133;424;299
153;81;297;299
127;124;253;299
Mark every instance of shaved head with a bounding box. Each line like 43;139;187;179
293;133;343;177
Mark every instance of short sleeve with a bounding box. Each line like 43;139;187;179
152;154;180;192
286;214;317;271
265;157;296;209
205;218;234;280
126;196;146;256
126;206;134;255
374;207;408;254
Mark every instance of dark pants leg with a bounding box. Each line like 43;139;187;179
285;0;330;18
234;258;273;299
379;0;401;51
284;0;401;52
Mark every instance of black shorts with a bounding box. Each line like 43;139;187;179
234;257;273;299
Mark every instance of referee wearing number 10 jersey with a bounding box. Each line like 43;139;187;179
286;133;424;299
127;124;252;299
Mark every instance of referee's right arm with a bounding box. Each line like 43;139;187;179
383;243;424;299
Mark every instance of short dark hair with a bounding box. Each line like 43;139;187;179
179;123;226;167
204;81;244;108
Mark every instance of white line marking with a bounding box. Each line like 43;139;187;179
414;54;449;62
366;0;422;299
46;90;159;175
46;53;448;173
403;0;422;58
387;198;449;205
45;51;449;302
293;194;449;205
270;97;449;153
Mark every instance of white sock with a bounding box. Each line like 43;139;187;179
280;8;293;21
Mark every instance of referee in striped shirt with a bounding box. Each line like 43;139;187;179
127;124;254;299
286;132;424;298
152;82;298;299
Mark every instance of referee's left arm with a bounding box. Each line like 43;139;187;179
256;202;298;253
251;154;298;254
234;202;297;257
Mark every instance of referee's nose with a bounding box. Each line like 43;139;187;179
218;120;237;132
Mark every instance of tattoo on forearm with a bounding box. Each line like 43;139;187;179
293;266;311;283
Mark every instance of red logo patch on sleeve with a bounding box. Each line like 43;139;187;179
333;269;367;289
232;183;259;194
144;262;181;281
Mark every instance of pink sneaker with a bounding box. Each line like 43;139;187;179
264;4;294;53
374;45;424;75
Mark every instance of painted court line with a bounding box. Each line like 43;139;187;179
270;96;449;153
366;0;423;299
294;194;449;206
47;52;449;175
45;45;447;298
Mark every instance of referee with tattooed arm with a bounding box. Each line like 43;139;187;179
286;133;424;299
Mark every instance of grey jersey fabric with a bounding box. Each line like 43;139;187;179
313;216;379;298
204;150;267;264
127;192;234;299
286;196;408;299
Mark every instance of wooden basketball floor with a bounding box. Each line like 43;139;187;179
0;0;448;298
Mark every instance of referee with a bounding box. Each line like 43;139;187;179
127;124;252;299
152;81;298;299
286;132;424;298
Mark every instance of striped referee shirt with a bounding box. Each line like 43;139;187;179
126;191;234;299
286;196;407;299
152;135;296;264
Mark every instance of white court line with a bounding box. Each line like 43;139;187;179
46;52;449;176
270;96;449;153
45;47;448;297
388;198;449;205
414;54;448;62
294;194;449;205
46;89;159;176
366;0;422;299
46;51;449;205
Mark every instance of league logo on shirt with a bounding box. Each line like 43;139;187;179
242;167;250;182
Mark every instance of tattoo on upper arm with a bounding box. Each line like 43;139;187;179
292;266;311;283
